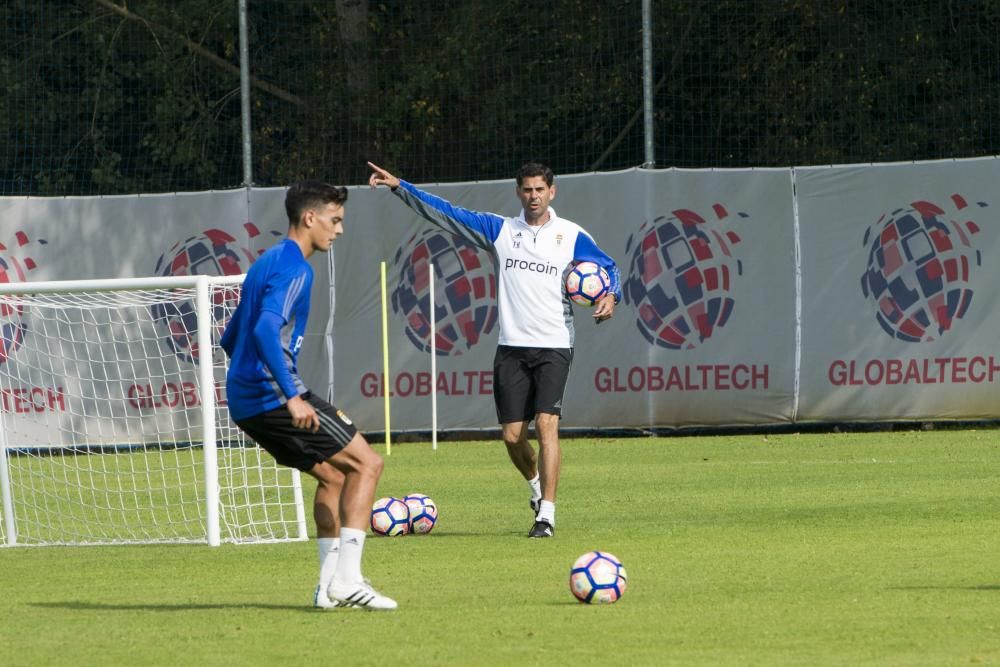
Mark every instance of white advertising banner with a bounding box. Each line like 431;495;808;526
796;158;1000;421
328;179;511;431
5;157;999;437
333;167;797;431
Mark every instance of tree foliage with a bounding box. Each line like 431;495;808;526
2;0;1000;195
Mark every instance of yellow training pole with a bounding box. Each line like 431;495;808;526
380;261;391;456
429;262;437;451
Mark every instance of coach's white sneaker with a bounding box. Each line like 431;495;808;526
313;583;342;609
328;577;398;611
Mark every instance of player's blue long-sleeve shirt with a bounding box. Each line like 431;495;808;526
220;239;311;420
394;181;622;348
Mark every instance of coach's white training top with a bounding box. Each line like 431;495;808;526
393;181;622;348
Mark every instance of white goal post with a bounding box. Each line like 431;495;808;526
0;275;307;547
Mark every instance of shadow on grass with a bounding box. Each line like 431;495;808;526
888;585;1000;591
31;601;314;612
375;531;497;538
382;529;532;538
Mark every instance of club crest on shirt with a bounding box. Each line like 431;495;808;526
555;234;563;246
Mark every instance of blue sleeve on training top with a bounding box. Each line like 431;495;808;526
222;239;312;420
220;315;236;357
395;181;504;247
253;309;298;399
573;232;623;302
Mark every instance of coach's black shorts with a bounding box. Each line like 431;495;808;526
493;345;573;423
234;392;358;471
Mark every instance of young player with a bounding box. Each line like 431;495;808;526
368;161;621;538
220;181;396;610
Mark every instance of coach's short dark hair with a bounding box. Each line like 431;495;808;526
285;181;348;225
515;162;554;187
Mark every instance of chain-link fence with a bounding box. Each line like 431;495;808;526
4;0;1000;196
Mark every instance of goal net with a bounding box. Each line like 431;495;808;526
0;275;307;546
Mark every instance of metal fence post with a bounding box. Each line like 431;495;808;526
642;0;655;168
239;0;253;186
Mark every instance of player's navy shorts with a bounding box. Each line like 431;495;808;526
493;345;573;423
233;392;358;471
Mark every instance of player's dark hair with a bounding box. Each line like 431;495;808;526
516;162;554;187
285;181;349;225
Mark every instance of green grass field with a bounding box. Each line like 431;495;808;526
3;429;1000;666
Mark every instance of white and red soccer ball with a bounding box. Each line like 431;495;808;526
371;493;439;536
370;496;410;536
569;551;628;604
403;493;439;534
565;261;611;307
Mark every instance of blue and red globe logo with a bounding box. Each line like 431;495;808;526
623;205;745;350
391;229;497;356
860;195;985;342
0;232;46;364
152;225;271;364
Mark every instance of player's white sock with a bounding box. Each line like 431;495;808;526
328;527;393;609
333;527;366;585
537;500;555;526
317;537;340;592
528;474;541;506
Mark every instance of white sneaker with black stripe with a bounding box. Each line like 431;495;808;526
328;578;398;611
313;583;342;609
